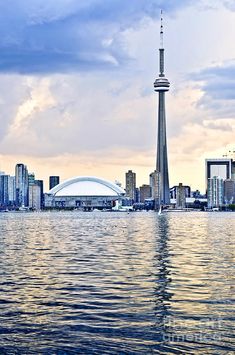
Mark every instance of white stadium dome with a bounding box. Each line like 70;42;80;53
49;176;125;197
45;176;125;209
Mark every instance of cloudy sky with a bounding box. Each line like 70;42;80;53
0;0;235;192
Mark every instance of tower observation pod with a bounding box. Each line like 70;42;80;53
154;12;170;206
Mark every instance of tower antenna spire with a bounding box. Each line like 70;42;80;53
160;9;164;49
159;10;165;76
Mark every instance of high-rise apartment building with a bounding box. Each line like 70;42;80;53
135;188;140;204
139;184;151;203
29;184;41;210
0;175;9;207
49;176;60;190
224;179;235;204
15;163;29;207
175;183;186;209
28;172;44;209
207;176;224;209
232;160;235;181
35;180;44;208
154;14;170;206
125;170;136;202
8;176;16;205
205;158;235;206
0;175;16;208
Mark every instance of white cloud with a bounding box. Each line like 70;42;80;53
7;78;56;136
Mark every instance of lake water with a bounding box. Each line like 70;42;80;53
0;211;234;354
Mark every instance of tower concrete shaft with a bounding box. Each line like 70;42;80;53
154;15;170;205
156;90;170;204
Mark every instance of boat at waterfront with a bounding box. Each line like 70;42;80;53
158;205;162;215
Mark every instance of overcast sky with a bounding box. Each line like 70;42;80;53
0;0;235;191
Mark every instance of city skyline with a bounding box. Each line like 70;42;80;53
0;1;235;191
1;158;234;210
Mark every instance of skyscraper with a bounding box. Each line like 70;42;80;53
35;180;44;208
29;184;41;210
125;170;136;202
232;160;235;181
15;163;29;207
224;179;235;204
8;176;16;205
154;13;170;206
0;175;9;207
207;176;224;209
175;183;186;209
205;158;233;198
139;184;151;203
49;176;60;190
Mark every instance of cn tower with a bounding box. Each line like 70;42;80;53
154;12;170;205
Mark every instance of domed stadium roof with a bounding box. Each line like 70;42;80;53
49;176;125;197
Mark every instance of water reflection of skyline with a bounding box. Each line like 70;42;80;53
152;215;175;351
0;212;234;354
161;212;235;354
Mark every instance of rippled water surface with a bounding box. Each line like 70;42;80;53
0;211;234;354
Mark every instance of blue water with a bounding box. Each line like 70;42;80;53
0;211;234;354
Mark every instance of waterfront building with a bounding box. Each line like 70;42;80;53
35;180;44;208
135;188;140;204
224;179;235;204
232;160;235;181
139;184;151;203
8;176;16;205
175;183;186;209
0;175;9;207
45;176;125;209
29;184;41;210
149;170;161;208
28;173;44;209
207;176;224;209
15;163;29;207
125;170;136;202
154;14;170;206
49;176;60;190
